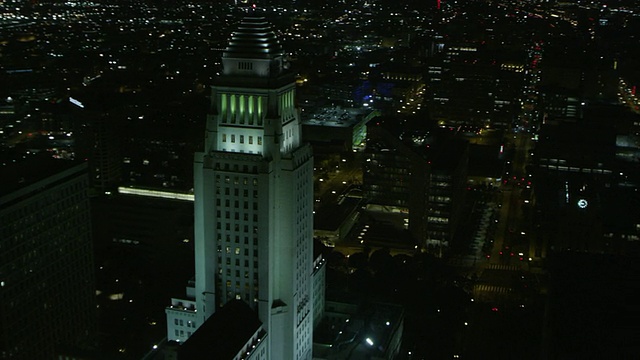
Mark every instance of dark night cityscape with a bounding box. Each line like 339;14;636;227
1;0;640;359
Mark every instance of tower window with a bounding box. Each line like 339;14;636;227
238;62;253;70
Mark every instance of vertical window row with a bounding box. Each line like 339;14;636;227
213;173;260;308
219;93;264;126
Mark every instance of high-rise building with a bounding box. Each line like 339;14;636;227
0;156;96;359
166;16;315;359
69;95;122;194
363;122;468;252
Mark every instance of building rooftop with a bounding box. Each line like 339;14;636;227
367;120;469;172
302;106;370;128
314;300;404;360
0;152;85;201
177;300;263;360
535;119;617;167
429;136;469;172
314;195;362;232
467;144;505;179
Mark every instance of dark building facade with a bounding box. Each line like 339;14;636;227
532;116;640;256
0;157;96;359
427;42;523;130
70;96;122;194
363;122;468;252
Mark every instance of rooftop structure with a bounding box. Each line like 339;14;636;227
301;106;378;152
313;301;404;360
178;300;267;360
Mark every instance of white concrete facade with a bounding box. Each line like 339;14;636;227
184;16;314;360
165;298;198;342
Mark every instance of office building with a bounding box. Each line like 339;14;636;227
363;122;468;252
0;156;96;359
167;16;316;360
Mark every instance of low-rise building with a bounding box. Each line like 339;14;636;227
313;300;404;360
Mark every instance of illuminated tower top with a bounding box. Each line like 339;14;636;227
221;16;287;78
205;16;300;160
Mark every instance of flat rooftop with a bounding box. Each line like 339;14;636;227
302;106;370;128
178;300;264;360
314;196;361;232
314;301;404;359
0;152;85;200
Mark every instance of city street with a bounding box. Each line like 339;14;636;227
314;153;363;208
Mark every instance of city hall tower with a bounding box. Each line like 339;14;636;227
167;16;314;360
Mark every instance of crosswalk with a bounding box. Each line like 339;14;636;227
485;264;521;271
473;284;512;294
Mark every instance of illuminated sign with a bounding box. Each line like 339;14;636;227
577;199;588;209
69;97;84;108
